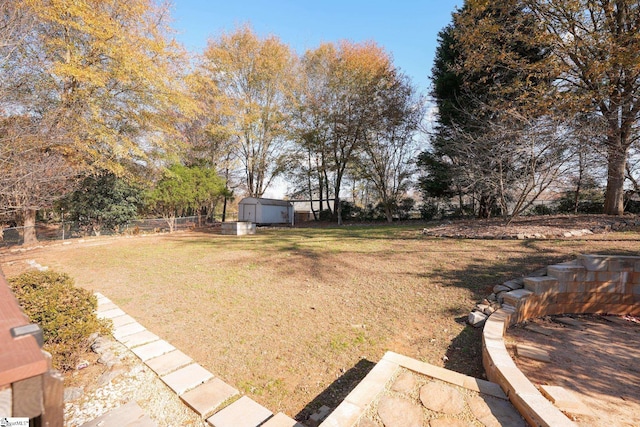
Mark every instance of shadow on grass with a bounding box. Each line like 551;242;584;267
444;318;485;378
295;358;375;423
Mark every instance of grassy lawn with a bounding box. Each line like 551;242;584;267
2;225;638;418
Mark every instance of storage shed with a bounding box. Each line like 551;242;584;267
237;197;294;225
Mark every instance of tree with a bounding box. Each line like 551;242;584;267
0;116;76;243
146;164;227;232
523;0;640;215
197;26;294;198
1;0;192;244
59;172;143;236
292;41;398;224
288;45;337;219
356;72;424;222
420;1;562;220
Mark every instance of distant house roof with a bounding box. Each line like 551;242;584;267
290;199;335;212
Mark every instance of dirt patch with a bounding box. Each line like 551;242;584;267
507;315;640;427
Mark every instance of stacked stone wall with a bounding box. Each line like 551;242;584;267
482;254;640;427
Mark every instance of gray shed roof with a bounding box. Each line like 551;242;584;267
239;197;293;207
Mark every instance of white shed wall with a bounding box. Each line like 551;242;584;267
259;204;292;224
237;198;293;225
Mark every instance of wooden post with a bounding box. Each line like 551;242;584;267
41;351;63;427
12;375;43;418
0;386;12;416
42;370;63;427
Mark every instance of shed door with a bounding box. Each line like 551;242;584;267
245;204;256;222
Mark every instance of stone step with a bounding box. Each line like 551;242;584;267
80;401;156;427
515;344;551;362
523;276;560;294
207;396;273;427
547;264;586;282
539;385;592;416
502;289;533;307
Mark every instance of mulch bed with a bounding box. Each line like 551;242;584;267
421;214;640;240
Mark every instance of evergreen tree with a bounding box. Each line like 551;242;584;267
418;1;556;219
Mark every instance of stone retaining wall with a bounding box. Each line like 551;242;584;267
482;254;640;427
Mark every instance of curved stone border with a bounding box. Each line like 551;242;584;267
482;254;640;427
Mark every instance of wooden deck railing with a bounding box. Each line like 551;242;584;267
0;272;63;426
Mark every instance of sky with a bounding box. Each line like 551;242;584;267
170;1;462;94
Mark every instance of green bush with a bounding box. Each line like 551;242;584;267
420;202;439;220
530;204;554;216
9;271;111;371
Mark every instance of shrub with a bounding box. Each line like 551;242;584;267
530;203;554;216
397;198;416;220
556;188;605;214
9;270;111;371
318;209;332;221
420;201;439;220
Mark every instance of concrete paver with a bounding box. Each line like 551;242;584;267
120;330;160;348
343;359;398;409
110;314;137;328
554;316;583;327
145;350;193;376
131;340;175;361
261;412;305;427
79;401;156;427
161;363;214;395
516;344;551;362
180;378;239;417
96;302;119;312
524;324;554;336
540;385;592;416
206;396;273;427
113;322;146;340
97;307;126;319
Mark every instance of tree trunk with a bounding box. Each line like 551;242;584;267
603;145;627;216
478;194;492;219
22;208;38;245
222;195;228;222
384;204;393;223
317;170;324;218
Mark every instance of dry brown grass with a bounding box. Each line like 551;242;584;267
1;224;638;419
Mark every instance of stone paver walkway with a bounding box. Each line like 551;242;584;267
320;352;525;427
96;293;524;427
96;293;302;427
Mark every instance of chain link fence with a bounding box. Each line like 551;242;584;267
0;216;211;246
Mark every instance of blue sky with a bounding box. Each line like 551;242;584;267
170;1;462;94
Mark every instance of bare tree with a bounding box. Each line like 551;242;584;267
197;26;294;198
526;0;640;215
0;117;77;243
356;72;425;222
